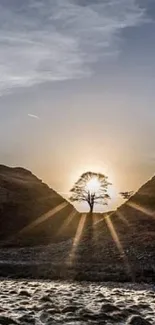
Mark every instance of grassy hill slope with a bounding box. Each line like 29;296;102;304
0;165;79;246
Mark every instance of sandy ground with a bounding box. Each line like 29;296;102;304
0;280;154;324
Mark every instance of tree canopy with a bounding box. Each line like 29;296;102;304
120;191;134;200
70;171;111;213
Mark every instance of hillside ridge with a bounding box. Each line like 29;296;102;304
0;164;78;246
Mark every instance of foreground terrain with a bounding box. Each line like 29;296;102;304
0;236;154;283
0;280;154;324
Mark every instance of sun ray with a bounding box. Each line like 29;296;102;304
94;217;104;226
38;193;63;201
18;201;68;235
127;201;154;217
92;212;100;237
67;213;87;265
94;211;114;226
93;213;100;224
56;209;78;236
92;213;100;245
105;215;124;255
105;215;133;278
116;210;130;226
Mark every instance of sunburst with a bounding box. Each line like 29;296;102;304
127;201;154;217
86;176;101;194
14;201;68;236
105;215;133;278
67;213;87;265
56;209;78;236
115;210;130;226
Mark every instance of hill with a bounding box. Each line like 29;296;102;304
0;165;80;246
0;165;155;282
70;175;155;282
71;175;155;282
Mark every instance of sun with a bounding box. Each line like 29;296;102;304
85;176;101;194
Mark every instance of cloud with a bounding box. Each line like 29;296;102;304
28;114;40;119
0;0;147;95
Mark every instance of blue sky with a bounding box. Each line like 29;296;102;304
0;0;155;211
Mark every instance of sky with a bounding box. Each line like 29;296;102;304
0;0;155;211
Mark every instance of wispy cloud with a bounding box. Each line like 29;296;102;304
0;0;147;95
28;114;40;119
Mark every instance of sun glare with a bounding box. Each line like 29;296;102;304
86;177;101;194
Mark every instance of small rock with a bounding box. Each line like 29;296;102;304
97;293;104;298
48;308;58;315
100;303;119;313
46;316;56;324
111;310;129;321
0;316;17;325
39;311;49;322
9;290;17;295
61;305;78;313
40;295;51;303
18;314;35;324
127;315;152;325
18;290;31;297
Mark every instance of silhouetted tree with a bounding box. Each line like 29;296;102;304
70;172;111;213
120;191;134;200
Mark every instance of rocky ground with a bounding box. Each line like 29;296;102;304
0;279;154;325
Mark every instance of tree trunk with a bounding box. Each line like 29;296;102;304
89;202;94;214
88;193;94;214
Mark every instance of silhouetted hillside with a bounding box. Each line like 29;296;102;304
0;166;155;282
70;176;155;281
0;165;79;246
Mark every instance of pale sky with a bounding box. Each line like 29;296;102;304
0;0;155;211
